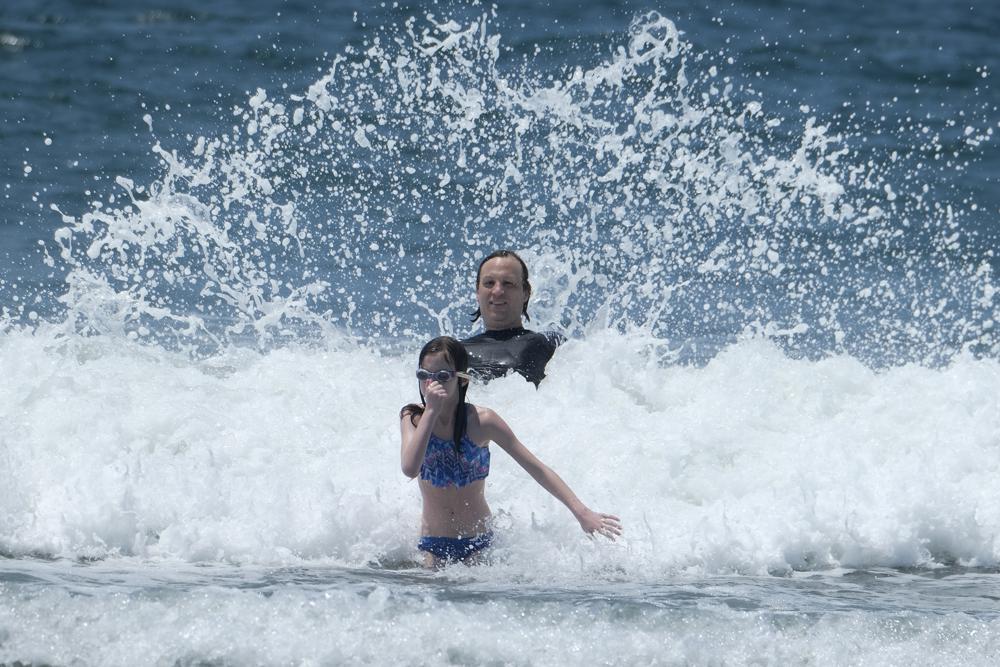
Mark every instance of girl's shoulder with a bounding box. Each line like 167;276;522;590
399;403;423;427
466;403;505;438
466;403;496;423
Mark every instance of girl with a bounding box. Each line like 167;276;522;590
400;336;622;566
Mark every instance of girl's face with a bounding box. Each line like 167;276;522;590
418;351;459;395
420;352;457;380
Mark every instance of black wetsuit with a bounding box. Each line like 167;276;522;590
461;327;564;386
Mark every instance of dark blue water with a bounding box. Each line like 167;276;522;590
4;1;996;222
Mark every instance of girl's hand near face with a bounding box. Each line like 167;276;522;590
421;380;448;415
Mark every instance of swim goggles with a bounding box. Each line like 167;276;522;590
416;368;471;383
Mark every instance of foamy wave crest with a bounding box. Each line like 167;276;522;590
32;10;995;362
2;327;997;575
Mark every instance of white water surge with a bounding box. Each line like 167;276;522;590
2;326;998;574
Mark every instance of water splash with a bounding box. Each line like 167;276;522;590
36;10;997;363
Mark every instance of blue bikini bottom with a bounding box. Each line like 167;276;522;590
418;532;493;561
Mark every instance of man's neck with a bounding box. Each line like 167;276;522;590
485;322;524;332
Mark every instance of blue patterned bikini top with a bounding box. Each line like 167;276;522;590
419;433;490;488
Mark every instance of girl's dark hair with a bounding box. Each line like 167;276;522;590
399;336;470;451
470;249;531;323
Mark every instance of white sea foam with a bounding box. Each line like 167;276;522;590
2;324;997;576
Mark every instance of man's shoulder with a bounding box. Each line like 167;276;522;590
539;330;565;347
515;328;565;351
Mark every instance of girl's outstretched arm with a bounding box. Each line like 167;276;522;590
478;407;622;540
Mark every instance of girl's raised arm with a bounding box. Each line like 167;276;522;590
478;407;622;540
399;410;432;478
399;380;449;478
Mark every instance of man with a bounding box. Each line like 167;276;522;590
461;250;564;386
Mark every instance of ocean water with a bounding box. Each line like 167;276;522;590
2;0;999;664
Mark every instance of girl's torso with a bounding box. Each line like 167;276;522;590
419;432;490;487
418;405;493;537
419;479;491;537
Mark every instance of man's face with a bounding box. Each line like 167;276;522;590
476;256;529;330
